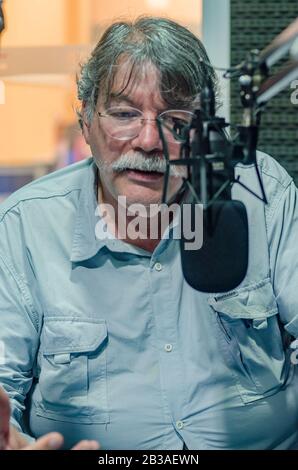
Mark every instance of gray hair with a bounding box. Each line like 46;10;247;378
77;16;219;128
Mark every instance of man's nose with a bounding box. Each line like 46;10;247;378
131;119;163;153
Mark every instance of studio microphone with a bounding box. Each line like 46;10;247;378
166;18;298;293
179;82;249;293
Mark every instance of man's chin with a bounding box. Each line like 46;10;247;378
122;195;163;209
121;186;182;208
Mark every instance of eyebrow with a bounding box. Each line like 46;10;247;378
108;93;136;106
107;93;172;114
107;92;193;112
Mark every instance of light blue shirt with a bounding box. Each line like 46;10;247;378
0;154;298;450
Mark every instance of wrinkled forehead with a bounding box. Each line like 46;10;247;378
102;58;163;106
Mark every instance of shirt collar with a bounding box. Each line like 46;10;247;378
70;159;180;262
70;159;103;262
70;160;150;262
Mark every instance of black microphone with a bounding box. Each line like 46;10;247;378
180;200;248;293
179;82;249;293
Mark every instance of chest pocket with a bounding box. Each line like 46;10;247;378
35;317;109;424
208;278;294;404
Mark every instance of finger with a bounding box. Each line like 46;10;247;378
0;387;10;449
71;440;100;450
24;432;64;450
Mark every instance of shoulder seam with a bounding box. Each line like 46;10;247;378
266;179;293;225
260;166;292;190
0;187;80;223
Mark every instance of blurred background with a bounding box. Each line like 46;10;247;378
0;0;297;200
0;0;202;199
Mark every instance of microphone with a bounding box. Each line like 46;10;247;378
180;200;248;293
159;19;298;293
179;81;249;293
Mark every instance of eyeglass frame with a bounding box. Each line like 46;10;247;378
96;106;195;143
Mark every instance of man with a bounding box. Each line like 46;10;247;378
0;16;298;450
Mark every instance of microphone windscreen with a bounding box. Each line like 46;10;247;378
180;200;248;292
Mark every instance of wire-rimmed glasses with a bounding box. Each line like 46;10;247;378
97;106;194;143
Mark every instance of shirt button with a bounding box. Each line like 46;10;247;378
154;262;163;271
176;420;184;430
164;343;173;352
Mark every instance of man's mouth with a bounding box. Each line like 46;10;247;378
124;168;164;182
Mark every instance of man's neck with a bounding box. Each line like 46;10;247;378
97;183;174;253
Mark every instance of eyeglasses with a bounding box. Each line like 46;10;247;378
97;106;194;143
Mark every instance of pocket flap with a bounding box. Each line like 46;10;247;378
42;318;107;355
208;278;278;320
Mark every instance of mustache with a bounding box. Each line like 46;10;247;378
97;152;186;178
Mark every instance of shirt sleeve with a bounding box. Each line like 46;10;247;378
0;251;40;441
267;180;298;338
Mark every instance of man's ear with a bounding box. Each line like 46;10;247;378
81;102;91;145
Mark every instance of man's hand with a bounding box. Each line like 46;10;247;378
0;387;100;450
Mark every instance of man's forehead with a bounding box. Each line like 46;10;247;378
98;58;194;110
108;61;163;102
